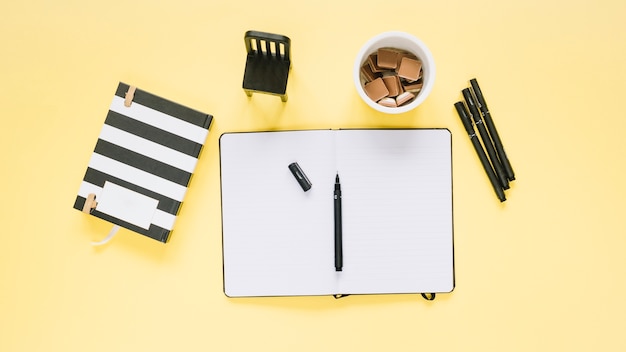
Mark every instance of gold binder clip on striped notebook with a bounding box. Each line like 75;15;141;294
81;193;97;213
124;86;136;107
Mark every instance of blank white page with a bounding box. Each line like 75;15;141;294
335;129;454;294
220;131;338;297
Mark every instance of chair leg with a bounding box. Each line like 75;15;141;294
280;94;288;102
244;90;253;97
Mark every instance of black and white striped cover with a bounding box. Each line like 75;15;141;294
73;82;212;242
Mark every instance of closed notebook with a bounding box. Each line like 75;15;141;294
74;82;212;243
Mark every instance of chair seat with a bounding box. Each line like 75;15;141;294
243;55;290;95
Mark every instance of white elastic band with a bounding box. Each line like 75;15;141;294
91;225;121;246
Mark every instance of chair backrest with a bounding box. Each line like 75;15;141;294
244;30;291;61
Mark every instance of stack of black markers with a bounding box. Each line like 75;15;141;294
454;78;515;202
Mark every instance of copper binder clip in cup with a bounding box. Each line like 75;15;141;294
353;31;435;114
82;193;98;213
124;86;136;107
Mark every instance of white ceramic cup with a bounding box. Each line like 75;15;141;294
353;31;436;114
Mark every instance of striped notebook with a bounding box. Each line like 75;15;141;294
74;82;212;243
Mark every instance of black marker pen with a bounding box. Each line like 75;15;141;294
334;173;343;271
455;101;506;202
462;88;509;190
470;78;515;181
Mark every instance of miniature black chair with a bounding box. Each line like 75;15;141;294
242;30;291;102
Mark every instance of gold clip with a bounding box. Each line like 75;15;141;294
124;86;136;107
82;193;98;213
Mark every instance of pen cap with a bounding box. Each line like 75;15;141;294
469;78;488;110
454;102;474;134
288;162;312;192
461;88;481;123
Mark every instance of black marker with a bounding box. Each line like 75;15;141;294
455;101;506;202
462;88;509;190
334;173;343;271
470;78;515;181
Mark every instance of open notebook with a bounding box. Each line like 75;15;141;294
220;129;454;297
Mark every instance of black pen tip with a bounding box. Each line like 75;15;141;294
335;174;339;183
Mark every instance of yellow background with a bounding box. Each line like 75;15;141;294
2;1;625;351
